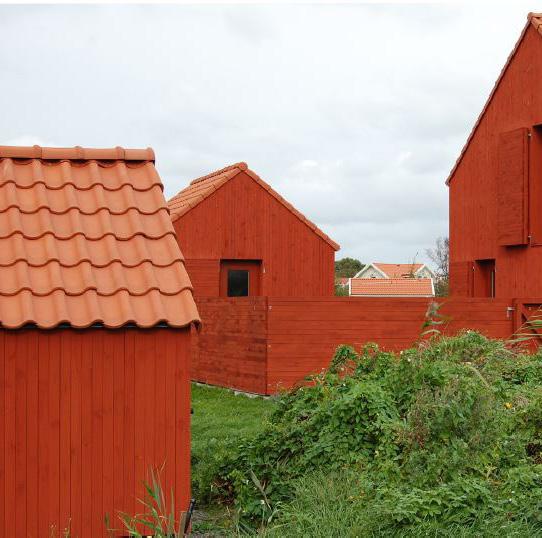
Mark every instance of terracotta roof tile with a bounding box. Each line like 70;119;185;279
446;13;542;185
350;278;434;297
0;145;200;329
373;263;424;278
168;162;340;251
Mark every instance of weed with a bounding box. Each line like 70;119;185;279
109;467;189;537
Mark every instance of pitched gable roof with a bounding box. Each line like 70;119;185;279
446;12;542;185
168;162;340;251
0;145;200;329
355;262;433;279
374;263;424;278
350;278;434;297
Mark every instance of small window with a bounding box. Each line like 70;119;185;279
220;259;262;297
227;270;249;297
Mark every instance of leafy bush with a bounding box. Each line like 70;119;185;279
213;332;542;534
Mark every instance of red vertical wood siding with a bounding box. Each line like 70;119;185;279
0;327;191;538
449;261;474;297
184;259;220;297
192;297;268;393
172;172;335;297
449;24;542;297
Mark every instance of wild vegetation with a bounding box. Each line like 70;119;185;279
197;332;542;536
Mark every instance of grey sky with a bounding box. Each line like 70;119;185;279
0;3;535;266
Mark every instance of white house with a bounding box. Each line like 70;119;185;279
354;262;435;280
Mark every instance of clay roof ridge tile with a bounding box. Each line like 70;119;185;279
189;162;246;185
0;145;155;162
530;13;542;35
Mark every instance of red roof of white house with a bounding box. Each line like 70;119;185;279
350;278;434;297
373;263;424;279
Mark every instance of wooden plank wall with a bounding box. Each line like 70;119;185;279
266;297;514;393
440;297;514;339
192;297;515;395
193;297;268;393
0;327;191;538
266;297;430;393
173;172;336;297
449;24;542;298
184;259;220;297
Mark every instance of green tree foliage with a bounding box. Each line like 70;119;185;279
334;257;364;278
213;333;542;534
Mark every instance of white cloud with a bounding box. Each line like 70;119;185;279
0;2;534;266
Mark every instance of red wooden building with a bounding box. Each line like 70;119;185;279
168;162;339;298
448;12;542;298
0;145;200;537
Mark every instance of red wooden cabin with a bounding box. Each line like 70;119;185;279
0;146;200;537
448;12;542;298
168;162;339;298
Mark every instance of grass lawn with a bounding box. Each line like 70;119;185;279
191;383;275;533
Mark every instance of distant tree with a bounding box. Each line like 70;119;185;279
335;257;364;278
426;237;449;296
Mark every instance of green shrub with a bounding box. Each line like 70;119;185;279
213;332;542;534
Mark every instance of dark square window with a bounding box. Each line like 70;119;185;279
227;270;249;297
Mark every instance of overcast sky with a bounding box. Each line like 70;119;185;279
0;2;536;266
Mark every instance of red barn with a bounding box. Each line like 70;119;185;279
0;145;199;537
168;162;339;298
448;12;542;298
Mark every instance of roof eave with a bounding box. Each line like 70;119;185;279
169;164;341;251
169;167;245;223
446;13;542;186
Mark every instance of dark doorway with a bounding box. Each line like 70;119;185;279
474;259;496;297
220;260;262;297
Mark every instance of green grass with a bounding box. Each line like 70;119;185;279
263;470;542;537
191;383;275;515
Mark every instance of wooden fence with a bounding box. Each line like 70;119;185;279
266;297;514;393
192;297;268;394
192;296;517;395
